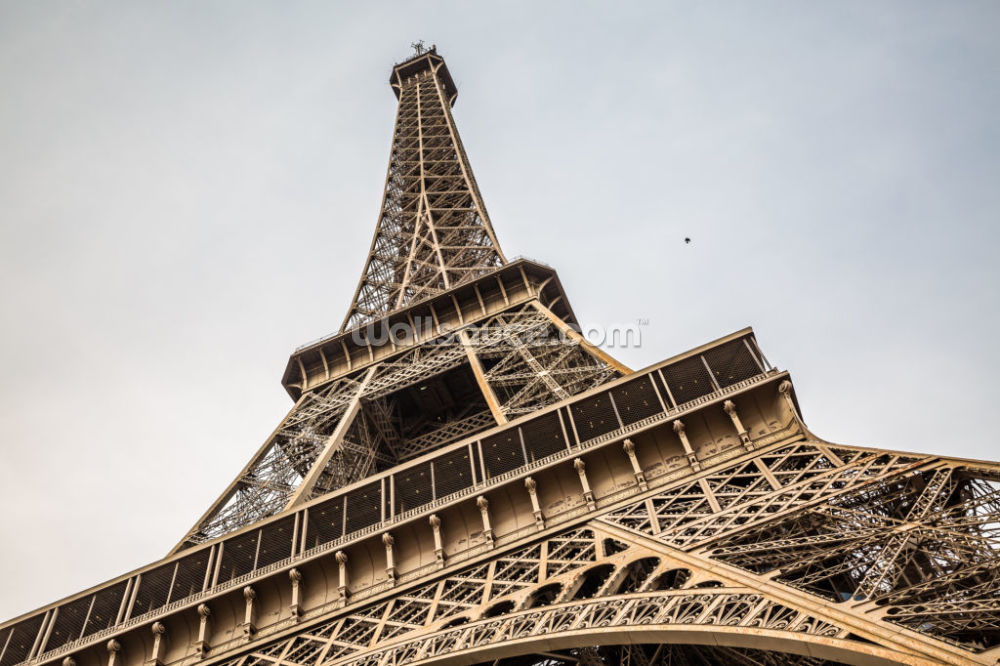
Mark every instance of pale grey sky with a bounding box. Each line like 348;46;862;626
1;1;998;620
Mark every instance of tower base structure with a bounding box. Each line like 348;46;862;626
2;47;998;666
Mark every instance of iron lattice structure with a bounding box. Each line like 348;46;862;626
2;47;999;666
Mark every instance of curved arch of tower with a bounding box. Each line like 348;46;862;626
2;47;998;666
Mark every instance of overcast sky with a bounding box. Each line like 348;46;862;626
1;1;998;621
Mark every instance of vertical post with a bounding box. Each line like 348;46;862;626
622;438;648;491
300;509;309;554
37;607;57;657
389;475;396;520
701;355;722;392
241;587;257;639
573;458;596;511
148;622;166;666
476;496;494;547
673;420;700;471
524;477;544;529
288;568;303;620
429;514;445;567
778;380;800;421
201;545;216;592
468;444;478;485
381;477;388;521
335;551;350;606
211;543;223;588
26;608;49;661
123;574;140;622
558;410;573;451
723;400;753;450
606;392;625;429
106;640;122;666
383;533;397;584
195;604;211;658
114;579;134;625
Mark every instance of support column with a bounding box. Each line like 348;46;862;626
288;568;303;620
194;604;211;658
723;400;753;450
476;496;494;547
672;420;700;471
460;330;507;424
429;514;445;567
147;622;166;666
778;380;800;421
241;586;257;639
335;551;349;606
622;438;648;491
524;477;545;529
383;532;397;584
573;458;596;510
106;640;121;666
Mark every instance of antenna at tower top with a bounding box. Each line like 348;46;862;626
410;40;426;56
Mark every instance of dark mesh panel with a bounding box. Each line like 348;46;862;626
482;431;524;478
702;340;763;388
395;461;433;514
256;516;296;569
345;481;382;534
82;581;127;635
611;376;663;426
0;613;44;666
433;448;474;499
305;496;343;549
217;529;259;584
521;412;567;462
662;356;714;405
170;551;210;603
130;563;173;618
43;595;90;650
652;370;676;409
570;391;620;441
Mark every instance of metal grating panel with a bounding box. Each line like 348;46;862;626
256;516;296;569
130;563;173;618
662;356;714;405
395;461;433;514
170;551;210;604
344;481;382;534
82;581;127;636
305;497;343;550
0;613;44;666
41;595;90;651
217;530;259;584
570;391;620;442
432;448;474;500
611;376;663;426
481;431;524;479
521;412;567;462
702;340;763;388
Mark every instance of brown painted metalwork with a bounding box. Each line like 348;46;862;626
2;46;998;666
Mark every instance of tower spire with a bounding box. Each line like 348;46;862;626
341;49;506;332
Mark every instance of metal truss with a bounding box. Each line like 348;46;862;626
214;521;878;666
180;300;621;547
182;374;369;544
341;51;505;331
466;303;623;418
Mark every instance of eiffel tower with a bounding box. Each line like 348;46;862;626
2;46;999;666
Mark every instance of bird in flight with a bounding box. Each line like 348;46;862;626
684;237;691;244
